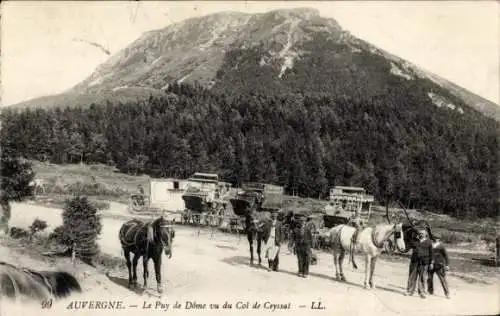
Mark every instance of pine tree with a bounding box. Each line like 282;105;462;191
0;154;35;233
58;196;102;263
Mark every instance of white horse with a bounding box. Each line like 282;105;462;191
324;222;406;289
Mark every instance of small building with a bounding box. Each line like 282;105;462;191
145;173;232;212
149;178;190;211
328;186;375;219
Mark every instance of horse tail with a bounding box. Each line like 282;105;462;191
349;239;358;270
51;271;82;298
261;219;273;244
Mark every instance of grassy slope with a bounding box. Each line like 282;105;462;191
31;161;150;206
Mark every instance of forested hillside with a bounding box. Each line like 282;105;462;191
1;83;498;219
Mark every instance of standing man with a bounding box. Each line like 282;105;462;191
305;215;318;265
287;211;297;254
405;221;424;296
406;230;434;298
406;248;419;296
427;234;450;299
293;214;313;278
267;212;285;271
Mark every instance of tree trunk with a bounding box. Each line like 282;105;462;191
0;198;11;235
385;196;390;223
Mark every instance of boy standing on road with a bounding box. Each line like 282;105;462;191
427;235;450;299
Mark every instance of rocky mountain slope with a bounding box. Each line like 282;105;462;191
9;8;500;122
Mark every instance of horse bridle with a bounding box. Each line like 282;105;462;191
158;223;173;245
372;223;404;251
391;224;406;252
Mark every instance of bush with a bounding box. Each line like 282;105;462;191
57;196;103;263
29;218;47;235
10;226;29;239
439;231;475;244
49;225;73;246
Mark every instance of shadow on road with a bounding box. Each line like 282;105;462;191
106;273;145;295
215;244;238;251
221;255;406;295
221;255;270;271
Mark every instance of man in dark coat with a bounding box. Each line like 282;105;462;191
427;235;450;299
305;216;318;265
287;212;298;254
293;215;313;278
405;221;427;296
406;230;434;298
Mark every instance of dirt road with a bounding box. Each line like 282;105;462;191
4;202;499;316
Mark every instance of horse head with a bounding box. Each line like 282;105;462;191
152;216;175;259
391;222;407;253
401;219;432;252
396;201;435;252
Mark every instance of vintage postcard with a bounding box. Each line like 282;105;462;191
0;1;498;316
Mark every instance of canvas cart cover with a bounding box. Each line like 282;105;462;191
261;184;284;210
323;206;351;228
229;190;258;217
182;195;205;213
182;187;208;213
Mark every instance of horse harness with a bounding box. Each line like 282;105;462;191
121;219;171;253
371;224;401;249
340;224;400;249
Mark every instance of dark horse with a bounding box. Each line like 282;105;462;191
0;261;82;302
245;209;273;265
119;216;175;294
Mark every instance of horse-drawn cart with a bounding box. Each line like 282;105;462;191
181;173;230;228
129;193;149;212
229;182;284;216
228;183;284;264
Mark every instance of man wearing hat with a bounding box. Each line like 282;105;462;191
266;212;285;272
285;211;297;254
406;229;434;298
305;215;319;265
292;214;314;278
427;234;450;299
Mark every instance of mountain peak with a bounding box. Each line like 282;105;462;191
266;7;321;18
10;8;500;122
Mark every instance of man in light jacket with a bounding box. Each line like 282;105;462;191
267;212;285;272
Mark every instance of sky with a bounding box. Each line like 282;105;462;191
1;1;499;106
